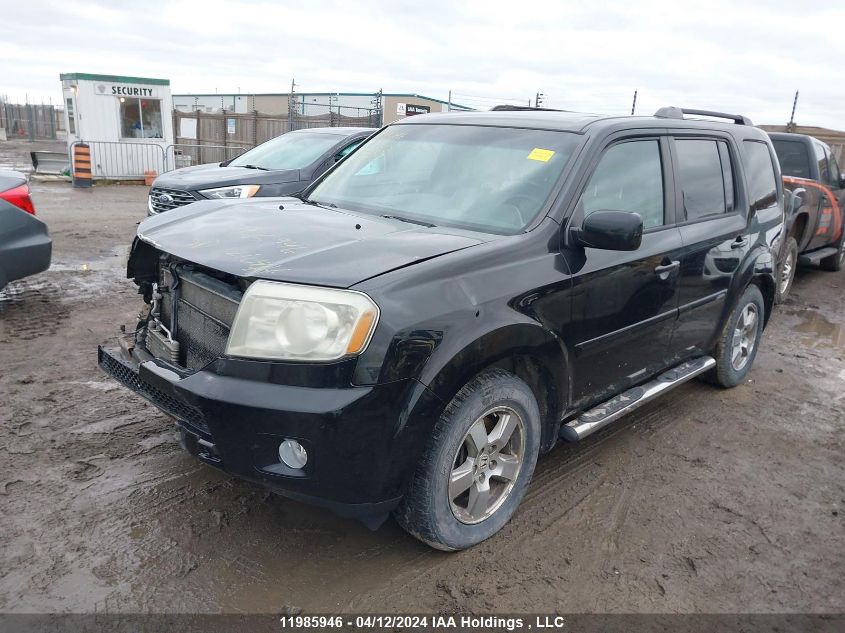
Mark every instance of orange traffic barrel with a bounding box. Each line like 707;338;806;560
72;143;92;188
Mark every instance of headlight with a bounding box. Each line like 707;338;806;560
199;184;261;199
226;281;379;361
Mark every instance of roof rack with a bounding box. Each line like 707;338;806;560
490;105;565;112
654;106;753;126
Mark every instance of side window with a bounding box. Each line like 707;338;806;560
579;140;664;229
675;139;730;221
825;149;840;188
718;142;735;212
336;139;363;160
772;140;811;178
813;141;830;184
742;141;778;211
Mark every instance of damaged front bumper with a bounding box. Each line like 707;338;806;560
97;344;442;523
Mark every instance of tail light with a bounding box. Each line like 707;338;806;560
0;183;36;215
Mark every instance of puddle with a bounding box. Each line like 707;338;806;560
50;245;130;272
792;309;845;349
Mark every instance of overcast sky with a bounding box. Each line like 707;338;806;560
3;0;843;128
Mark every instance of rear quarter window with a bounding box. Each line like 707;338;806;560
772;140;811;179
742;141;778;211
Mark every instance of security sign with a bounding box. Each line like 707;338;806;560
396;103;431;117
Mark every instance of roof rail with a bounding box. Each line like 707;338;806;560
654;106;753;126
490;104;565;112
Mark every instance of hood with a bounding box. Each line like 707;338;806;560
152;163;302;190
136;198;486;287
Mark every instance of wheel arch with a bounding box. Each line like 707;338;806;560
750;273;776;327
789;211;810;250
420;323;570;454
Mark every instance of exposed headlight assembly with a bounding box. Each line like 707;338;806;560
199;184;261;199
226;281;379;361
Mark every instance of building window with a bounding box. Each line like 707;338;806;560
120;98;163;139
66;97;76;135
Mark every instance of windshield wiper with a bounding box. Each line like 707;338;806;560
240;164;269;170
381;214;436;228
301;197;337;209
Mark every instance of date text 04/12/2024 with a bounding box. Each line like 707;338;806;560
278;615;569;630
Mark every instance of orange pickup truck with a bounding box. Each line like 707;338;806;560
769;133;844;300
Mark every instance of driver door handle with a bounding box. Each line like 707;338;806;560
654;260;680;276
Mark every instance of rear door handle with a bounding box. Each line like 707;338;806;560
731;238;749;249
654;260;680;279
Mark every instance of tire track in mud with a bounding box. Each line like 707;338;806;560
353;400;691;612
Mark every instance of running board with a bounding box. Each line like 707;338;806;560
798;247;837;265
559;356;716;442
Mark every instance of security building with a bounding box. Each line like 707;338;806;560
172;91;472;123
60;73;175;178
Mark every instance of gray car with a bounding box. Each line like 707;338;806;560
147;127;374;215
0;170;52;291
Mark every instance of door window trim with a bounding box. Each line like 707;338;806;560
563;133;677;238
665;133;747;229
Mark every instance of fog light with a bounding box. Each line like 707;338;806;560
279;439;307;469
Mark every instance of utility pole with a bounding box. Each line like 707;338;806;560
447;90;452;112
370;89;383;127
631;90;638;115
535;92;545;108
288;78;297;131
787;90;799;132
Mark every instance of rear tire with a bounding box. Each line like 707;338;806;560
820;237;845;272
710;284;765;388
394;369;541;551
775;237;798;303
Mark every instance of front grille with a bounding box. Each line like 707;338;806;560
149;186;198;214
156;267;242;371
100;348;209;433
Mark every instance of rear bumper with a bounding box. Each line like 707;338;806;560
98;345;443;519
0;226;51;288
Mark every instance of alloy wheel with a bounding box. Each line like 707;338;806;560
731;303;759;371
449;406;525;524
779;249;795;295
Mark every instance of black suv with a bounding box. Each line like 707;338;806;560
100;106;784;550
147;127;374;215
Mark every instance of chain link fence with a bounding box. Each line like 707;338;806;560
172;102;381;153
0;100;58;140
166;144;247;171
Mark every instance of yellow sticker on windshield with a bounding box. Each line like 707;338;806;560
527;148;555;162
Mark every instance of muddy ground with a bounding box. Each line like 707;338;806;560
0;178;843;616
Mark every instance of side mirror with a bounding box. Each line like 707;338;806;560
839;172;845;189
571;210;643;251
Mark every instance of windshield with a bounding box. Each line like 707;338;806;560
307;124;580;234
229;132;347;170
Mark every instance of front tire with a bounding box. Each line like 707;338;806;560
394;369;541;551
711;284;765;388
